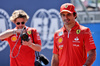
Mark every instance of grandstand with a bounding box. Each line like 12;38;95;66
71;0;100;23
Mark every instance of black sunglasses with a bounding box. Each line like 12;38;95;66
16;22;25;25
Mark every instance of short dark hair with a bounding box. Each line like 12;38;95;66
73;12;77;19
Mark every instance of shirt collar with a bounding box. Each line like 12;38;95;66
71;22;79;30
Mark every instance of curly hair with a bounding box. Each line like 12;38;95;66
10;10;29;23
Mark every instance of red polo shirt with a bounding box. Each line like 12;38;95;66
53;22;96;66
4;26;41;66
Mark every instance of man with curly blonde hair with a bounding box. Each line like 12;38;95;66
0;9;42;66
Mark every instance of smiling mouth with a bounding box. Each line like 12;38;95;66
64;19;70;22
18;26;23;29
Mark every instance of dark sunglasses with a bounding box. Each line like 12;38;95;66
16;22;25;25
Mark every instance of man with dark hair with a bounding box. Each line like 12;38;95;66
0;9;41;66
51;3;96;66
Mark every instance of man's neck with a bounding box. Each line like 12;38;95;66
65;22;76;31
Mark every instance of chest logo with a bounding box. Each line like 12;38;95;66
11;36;17;42
74;37;79;41
59;45;63;49
76;29;81;34
59;31;63;36
27;31;31;35
58;37;63;43
73;37;80;43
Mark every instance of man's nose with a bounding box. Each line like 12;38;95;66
20;23;23;26
65;15;68;19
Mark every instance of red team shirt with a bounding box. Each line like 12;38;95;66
3;26;41;66
53;22;96;66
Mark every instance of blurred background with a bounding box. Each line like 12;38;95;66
0;0;100;66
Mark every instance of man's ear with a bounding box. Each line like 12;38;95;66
75;13;77;19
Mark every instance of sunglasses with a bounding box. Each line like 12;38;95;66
16;22;25;25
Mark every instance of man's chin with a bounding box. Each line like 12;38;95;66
64;22;70;25
64;21;69;24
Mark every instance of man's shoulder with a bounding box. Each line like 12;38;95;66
79;25;89;31
27;27;37;31
55;27;63;34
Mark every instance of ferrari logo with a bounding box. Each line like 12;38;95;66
76;29;81;34
27;31;31;35
65;5;68;8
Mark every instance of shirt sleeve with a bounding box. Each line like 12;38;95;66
32;29;41;46
84;28;96;52
0;29;12;41
53;33;58;54
1;35;11;41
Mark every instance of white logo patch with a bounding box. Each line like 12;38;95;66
59;31;63;36
73;44;79;47
59;45;63;48
74;37;79;41
73;37;80;43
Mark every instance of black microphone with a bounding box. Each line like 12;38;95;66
39;54;49;65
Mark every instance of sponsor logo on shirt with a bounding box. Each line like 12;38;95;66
74;37;79;41
58;37;63;44
27;31;31;35
37;33;41;40
11;36;17;42
76;29;81;34
59;31;63;36
73;37;80;47
73;37;80;43
59;45;63;49
89;38;94;44
73;44;79;47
